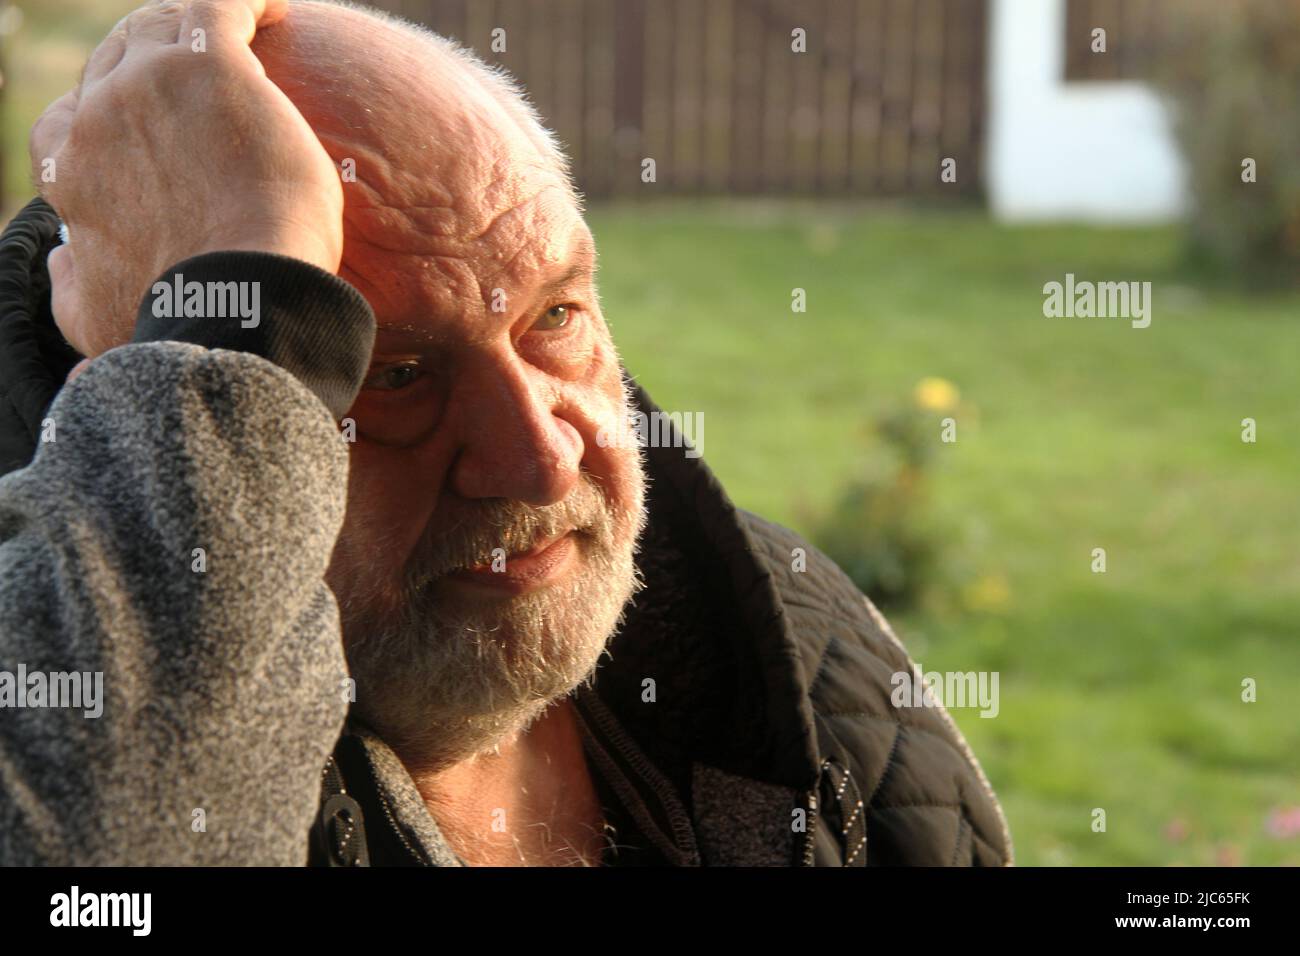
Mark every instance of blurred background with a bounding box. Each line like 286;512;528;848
3;0;1297;866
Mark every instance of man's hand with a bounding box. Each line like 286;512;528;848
30;0;344;358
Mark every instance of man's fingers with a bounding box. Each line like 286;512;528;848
29;91;77;193
185;0;289;49
82;1;291;91
81;26;129;86
122;1;189;47
85;0;277;85
78;3;180;90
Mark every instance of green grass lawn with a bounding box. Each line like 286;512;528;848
590;200;1300;866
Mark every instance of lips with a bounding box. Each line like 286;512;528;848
445;531;578;596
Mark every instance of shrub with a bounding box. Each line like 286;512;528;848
812;379;957;611
1156;0;1300;283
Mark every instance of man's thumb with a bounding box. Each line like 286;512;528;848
46;243;86;355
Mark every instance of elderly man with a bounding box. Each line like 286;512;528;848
0;0;1011;866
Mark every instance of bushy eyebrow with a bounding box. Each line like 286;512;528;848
372;326;437;349
371;235;596;346
536;259;595;302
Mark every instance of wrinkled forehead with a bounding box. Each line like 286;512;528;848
255;3;583;279
329;104;582;290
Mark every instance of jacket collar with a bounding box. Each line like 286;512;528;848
589;382;821;793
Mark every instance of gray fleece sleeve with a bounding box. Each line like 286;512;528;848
0;341;352;865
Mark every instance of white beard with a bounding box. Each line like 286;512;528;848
339;457;647;772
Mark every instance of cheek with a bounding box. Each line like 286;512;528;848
570;375;644;520
601;439;645;530
337;443;446;575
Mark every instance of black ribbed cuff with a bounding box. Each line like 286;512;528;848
132;251;375;419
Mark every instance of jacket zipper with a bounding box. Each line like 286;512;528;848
573;686;700;864
367;759;430;865
801;787;820;866
338;739;430;866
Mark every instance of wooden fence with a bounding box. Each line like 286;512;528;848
1064;0;1181;81
369;0;989;199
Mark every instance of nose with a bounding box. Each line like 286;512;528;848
446;358;583;507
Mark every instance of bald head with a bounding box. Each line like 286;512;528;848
249;1;584;321
254;0;572;188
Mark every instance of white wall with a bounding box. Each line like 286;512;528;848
986;0;1187;222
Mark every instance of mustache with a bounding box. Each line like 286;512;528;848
402;473;612;587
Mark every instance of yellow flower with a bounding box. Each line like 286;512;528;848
914;377;960;412
963;572;1010;612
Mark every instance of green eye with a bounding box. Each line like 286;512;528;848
363;361;423;391
534;305;572;331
